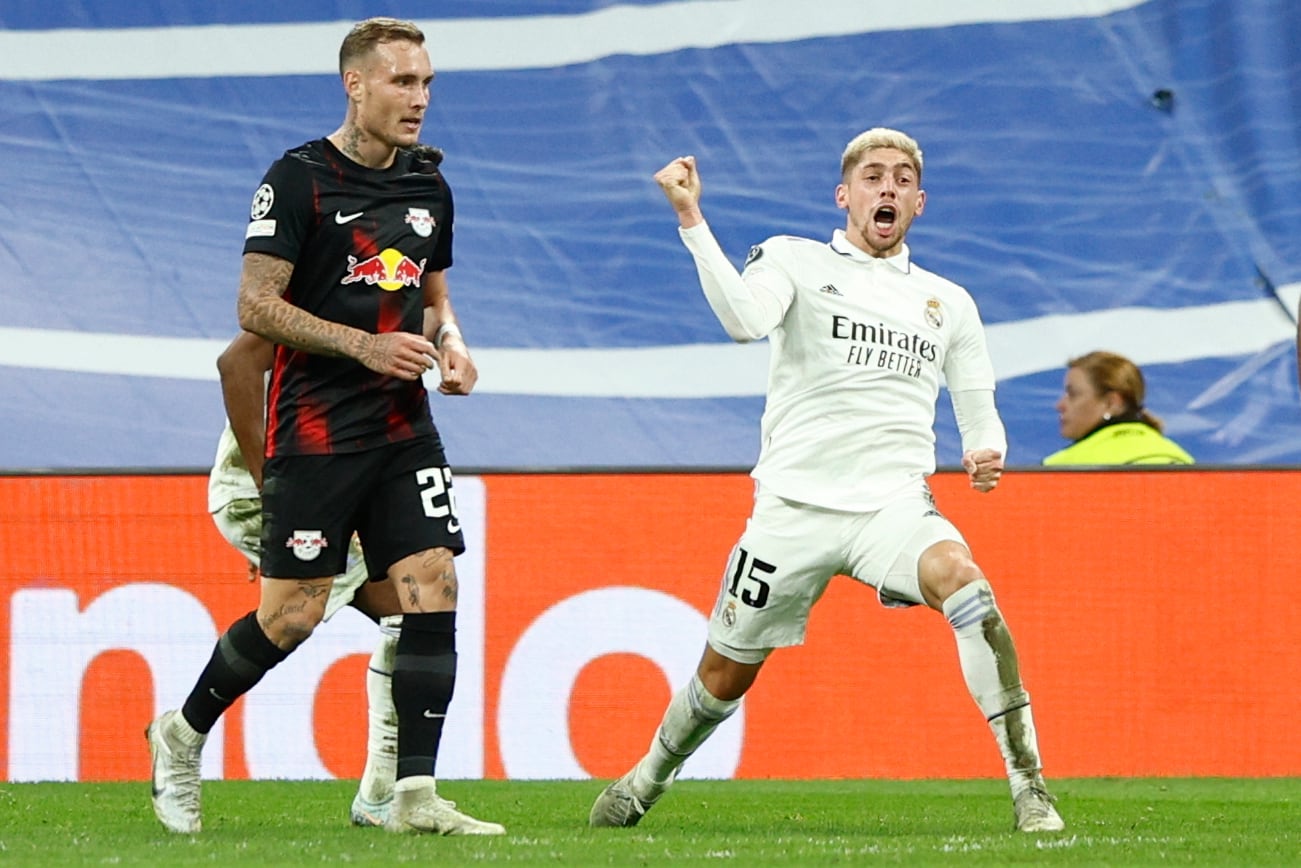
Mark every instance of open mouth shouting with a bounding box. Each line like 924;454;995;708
872;204;897;237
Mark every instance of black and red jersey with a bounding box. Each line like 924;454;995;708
242;138;452;457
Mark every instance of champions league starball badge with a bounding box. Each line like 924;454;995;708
250;184;274;220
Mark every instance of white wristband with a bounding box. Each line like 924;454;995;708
434;322;463;350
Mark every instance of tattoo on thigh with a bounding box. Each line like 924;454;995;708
395;550;460;610
259;582;325;634
440;561;458;603
400;573;422;610
422;548;459;603
259;598;307;635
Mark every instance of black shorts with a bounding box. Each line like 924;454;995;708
259;434;466;580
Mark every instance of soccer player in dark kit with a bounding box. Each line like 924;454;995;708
146;17;503;837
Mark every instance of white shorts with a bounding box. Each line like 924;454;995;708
706;482;966;663
211;497;370;620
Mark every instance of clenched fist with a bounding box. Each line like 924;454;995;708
653;156;704;228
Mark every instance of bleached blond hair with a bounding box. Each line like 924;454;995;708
840;128;923;180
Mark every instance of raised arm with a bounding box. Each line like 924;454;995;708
652;156;705;229
653;156;787;341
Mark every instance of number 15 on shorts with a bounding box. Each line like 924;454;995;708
727;546;773;608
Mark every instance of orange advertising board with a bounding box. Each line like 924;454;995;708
2;470;1298;783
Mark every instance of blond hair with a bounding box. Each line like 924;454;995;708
841;128;923;180
1068;350;1165;432
339;17;425;75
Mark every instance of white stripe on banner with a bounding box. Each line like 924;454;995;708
0;0;1149;81
0;291;1293;397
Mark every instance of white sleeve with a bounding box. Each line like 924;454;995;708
679;221;789;342
941;293;997;392
951;388;1008;459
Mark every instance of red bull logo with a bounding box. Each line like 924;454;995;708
341;248;427;291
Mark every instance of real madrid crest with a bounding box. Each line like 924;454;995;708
405;207;435;238
924;297;943;329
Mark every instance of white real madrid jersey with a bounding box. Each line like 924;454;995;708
207;420;259;513
681;223;998;511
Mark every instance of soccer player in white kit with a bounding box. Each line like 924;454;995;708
589;128;1064;833
207;331;402;827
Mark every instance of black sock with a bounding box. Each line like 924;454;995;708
181;611;289;733
392;611;457;780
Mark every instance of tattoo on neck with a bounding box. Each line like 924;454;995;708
337;126;364;162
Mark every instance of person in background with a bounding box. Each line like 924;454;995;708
1043;350;1193;466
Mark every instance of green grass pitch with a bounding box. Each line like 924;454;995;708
1;778;1297;865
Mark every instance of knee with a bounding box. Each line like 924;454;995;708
259;609;323;651
946;559;988;598
281;615;320;649
389;547;459;613
698;646;762;702
698;667;742;702
921;545;988;608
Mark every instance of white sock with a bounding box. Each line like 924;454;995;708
170;710;207;748
633;674;739;795
989;704;1045;797
358;617;400;804
394;774;436;796
942;579;1043;796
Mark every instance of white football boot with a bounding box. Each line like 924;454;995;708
349;793;393;827
589;763;675;828
1013;779;1065;832
145;710;205;834
383;776;505;835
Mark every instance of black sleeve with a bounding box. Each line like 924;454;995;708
242;155;315;264
430;173;454;272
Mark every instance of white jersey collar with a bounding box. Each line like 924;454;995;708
830;229;910;273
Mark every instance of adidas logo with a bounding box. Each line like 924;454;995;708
818;284;842;296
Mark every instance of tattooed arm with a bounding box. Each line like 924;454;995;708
236;251;437;380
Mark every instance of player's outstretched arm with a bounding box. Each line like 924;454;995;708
656;155;787;342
